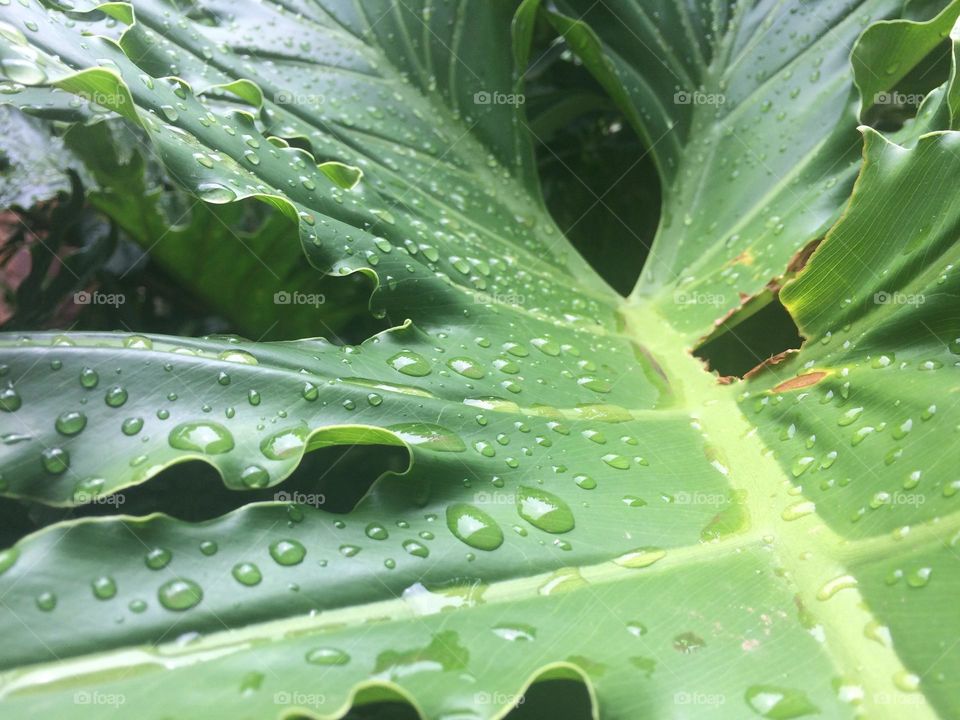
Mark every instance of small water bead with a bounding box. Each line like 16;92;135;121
446;503;503;551
816;574;857;600
578;376;612;393
122;417;144;436
199;541;218;556
92;576;117;600
614;547;666;569
36;591;57;611
260;426;308;460
41;447;69;474
602;453;630;470
365;523;389;540
129;599;147;613
0;548;18;575
906;566;932;588
384;422;464;452
516;486;575;533
145;547;172;570
790;455;814;477
837;407;863;426
269;539;306;566
626;621;648;637
893;670;921;692
744;685;819;718
240;464;270;488
305;647;350;666
622;495;647;507
232;562;262;586
55;410;86;436
0;385;20;412
301;382;319;401
105;385;128;407
367;393;383;406
169;422;235;454
582;429;606;444
158;579;203;611
339;545;361;557
573;474;596;492
79;367;99;388
447;357;485;379
402;539;430;558
388;350;431;376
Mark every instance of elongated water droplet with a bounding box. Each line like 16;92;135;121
516;486;575;533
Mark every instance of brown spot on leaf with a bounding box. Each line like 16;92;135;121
771;371;828;393
743;349;798;379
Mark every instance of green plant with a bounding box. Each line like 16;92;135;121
1;0;959;718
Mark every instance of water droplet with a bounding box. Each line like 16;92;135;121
387;423;465;452
105;385;128;408
145;547;172;570
168;422;235;454
158;579;203;611
305;647;350;665
516;486;575;533
492;624;536;642
269;539;306;566
79;367;99;388
240;464;270;488
745;685;819;718
116;418;143;439
446;503;504;551
447;357;485;379
232;562;262;586
91;576;117;600
816;574;857;600
55;410;86;436
260;425;308;460
614;547;666;568
388;350;431;376
36;591;56;611
365;523;389;540
402;539;430;558
41;447;69;474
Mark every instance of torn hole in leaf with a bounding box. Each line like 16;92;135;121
862;38;952;133
530;33;660;296
693;290;803;379
324;677;593;720
27;443;409;527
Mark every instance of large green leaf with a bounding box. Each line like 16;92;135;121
0;1;959;719
546;0;948;339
